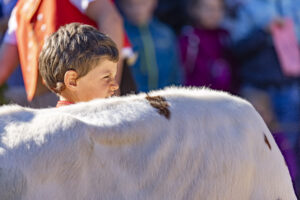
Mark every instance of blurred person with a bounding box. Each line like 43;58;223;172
0;0;136;108
0;0;28;106
230;0;300;149
117;0;182;92
179;0;237;93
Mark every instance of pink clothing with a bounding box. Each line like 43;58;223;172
179;26;233;92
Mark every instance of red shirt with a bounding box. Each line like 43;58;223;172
56;100;74;108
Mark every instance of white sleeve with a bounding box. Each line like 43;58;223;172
69;0;96;13
3;7;17;45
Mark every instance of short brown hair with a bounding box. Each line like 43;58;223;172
39;23;119;93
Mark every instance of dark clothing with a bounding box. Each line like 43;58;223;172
179;26;234;92
231;28;299;88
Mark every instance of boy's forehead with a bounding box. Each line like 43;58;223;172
94;59;117;72
96;56;117;65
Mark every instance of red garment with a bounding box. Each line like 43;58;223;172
56;100;74;108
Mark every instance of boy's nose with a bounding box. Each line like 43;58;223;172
110;80;119;91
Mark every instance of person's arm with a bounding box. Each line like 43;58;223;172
0;43;19;85
230;28;271;61
85;0;124;87
0;17;9;35
0;6;20;86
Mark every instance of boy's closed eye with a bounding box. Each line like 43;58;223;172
103;73;117;80
103;74;111;79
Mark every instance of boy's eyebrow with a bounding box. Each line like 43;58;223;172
100;71;111;75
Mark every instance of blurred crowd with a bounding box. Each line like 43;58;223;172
1;0;300;196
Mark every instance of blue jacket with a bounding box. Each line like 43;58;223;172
124;18;182;92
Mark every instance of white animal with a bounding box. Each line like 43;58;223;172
0;87;296;200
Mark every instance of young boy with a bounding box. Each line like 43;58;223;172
38;23;119;107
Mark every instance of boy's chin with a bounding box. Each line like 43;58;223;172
107;91;116;98
106;95;115;98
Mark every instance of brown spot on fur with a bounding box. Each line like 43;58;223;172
264;133;272;150
146;95;170;120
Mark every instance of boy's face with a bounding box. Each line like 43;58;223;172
74;59;119;102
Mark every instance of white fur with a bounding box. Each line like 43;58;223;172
0;87;296;200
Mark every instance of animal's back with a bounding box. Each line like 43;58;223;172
0;87;296;200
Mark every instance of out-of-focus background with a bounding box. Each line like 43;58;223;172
1;0;300;196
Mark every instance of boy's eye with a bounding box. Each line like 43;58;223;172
103;75;110;79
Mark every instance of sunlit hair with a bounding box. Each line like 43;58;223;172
39;23;119;93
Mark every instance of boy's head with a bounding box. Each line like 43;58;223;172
187;0;225;29
119;0;157;26
39;23;119;103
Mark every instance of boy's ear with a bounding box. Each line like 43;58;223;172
64;70;78;90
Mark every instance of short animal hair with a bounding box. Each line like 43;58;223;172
39;23;119;93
